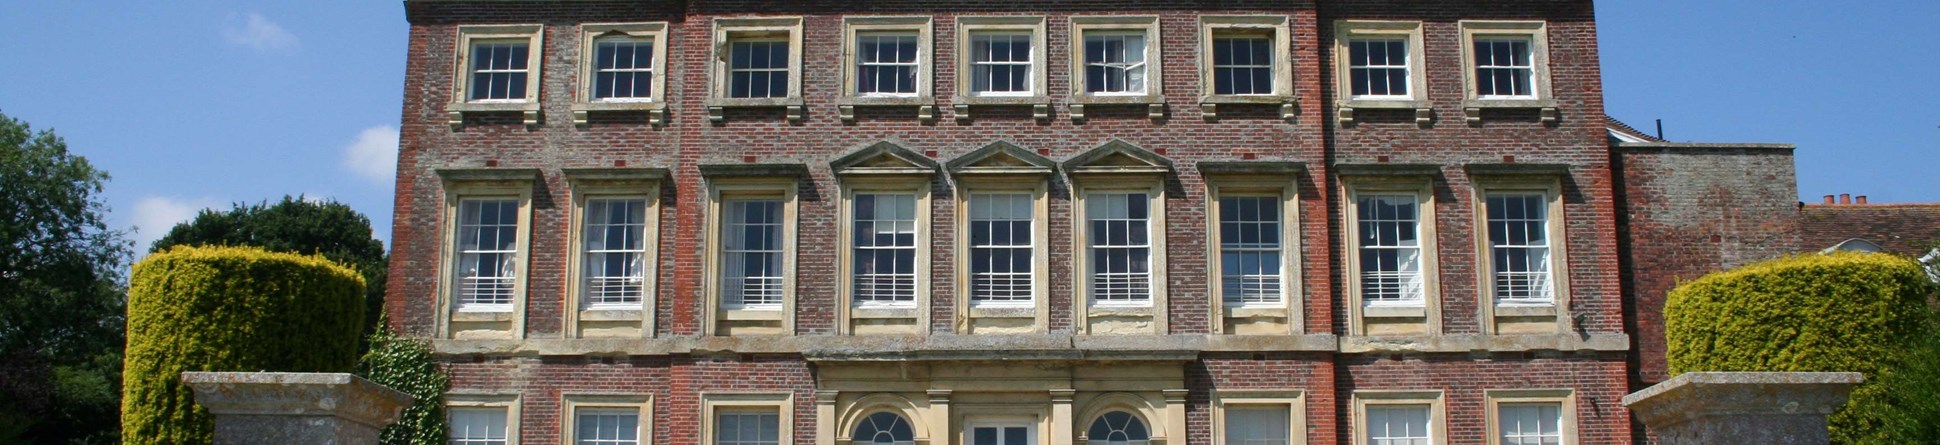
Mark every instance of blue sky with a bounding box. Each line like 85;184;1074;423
1;1;1935;255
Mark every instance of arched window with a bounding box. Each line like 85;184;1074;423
1086;411;1150;445
852;412;915;445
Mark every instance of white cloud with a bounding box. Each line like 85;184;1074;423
132;196;218;251
222;13;298;53
342;126;400;186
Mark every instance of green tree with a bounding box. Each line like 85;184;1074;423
150;195;388;345
357;315;449;445
0;111;131;445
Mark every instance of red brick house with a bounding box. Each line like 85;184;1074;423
382;1;1814;444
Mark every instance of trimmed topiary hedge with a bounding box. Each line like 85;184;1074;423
1666;251;1933;444
121;246;365;445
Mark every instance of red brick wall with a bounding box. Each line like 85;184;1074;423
1611;145;1799;386
389;1;1631;444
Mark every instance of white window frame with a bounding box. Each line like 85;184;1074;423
1332;21;1428;109
436;170;536;340
703;178;799;336
956;17;1049;101
1470;175;1572;335
840;186;929;311
701;393;794;445
1212;391;1307;445
453;198;522;313
1341;175;1440;336
1351;391;1444;445
1211;193;1295;310
1459;21;1554;105
1483;389;1575;445
1069;16;1163;102
1081;190;1160;308
964;191;1043;309
563;394;652;445
450;393;522;445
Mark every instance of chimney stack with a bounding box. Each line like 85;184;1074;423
1840;194;1852;205
1823;195;1836;204
1857;196;1868;205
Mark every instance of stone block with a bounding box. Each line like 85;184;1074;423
1621;372;1862;445
182;372;415;445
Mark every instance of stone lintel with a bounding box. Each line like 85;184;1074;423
1621;372;1863;445
182;372;415;445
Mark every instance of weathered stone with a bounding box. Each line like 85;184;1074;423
182;372;415;445
1621;372;1862;445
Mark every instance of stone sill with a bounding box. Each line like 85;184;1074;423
1198;95;1296;121
1335;98;1432;127
949;95;1052;123
446;101;541;131
837;96;938;123
571;101;668;128
705;97;807;124
1460;98;1559;125
1068;94;1164;122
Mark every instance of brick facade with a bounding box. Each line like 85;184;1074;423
383;1;1810;444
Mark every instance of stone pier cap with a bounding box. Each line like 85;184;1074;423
181;371;416;428
1621;372;1863;444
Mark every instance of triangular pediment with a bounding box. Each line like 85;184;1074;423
831;141;938;176
946;141;1056;175
1062;140;1171;175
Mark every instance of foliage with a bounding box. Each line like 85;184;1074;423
150;195;389;350
121;246;365;445
0;110;131;445
1665;251;1934;444
358;315;449;445
1864;319;1940;444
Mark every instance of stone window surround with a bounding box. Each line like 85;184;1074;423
1482;389;1576;445
562;168;667;339
1203;171;1304;335
1332;20;1430;127
951;176;1053;333
701;392;795;445
1457;20;1559;124
1196;15;1296;121
706;17;807;124
1467;166;1574;335
1065;16;1165;123
1068;178;1169;334
951;16;1052;123
701;176;801;336
1210;390;1308;445
447;24;545;131
838;16;938;123
829;393;933;445
1339;170;1442;337
1073;392;1176;445
562;393;653;445
434;169;538;340
573;22;671;128
834;176;934;334
449;392;523;445
1350;390;1446;445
